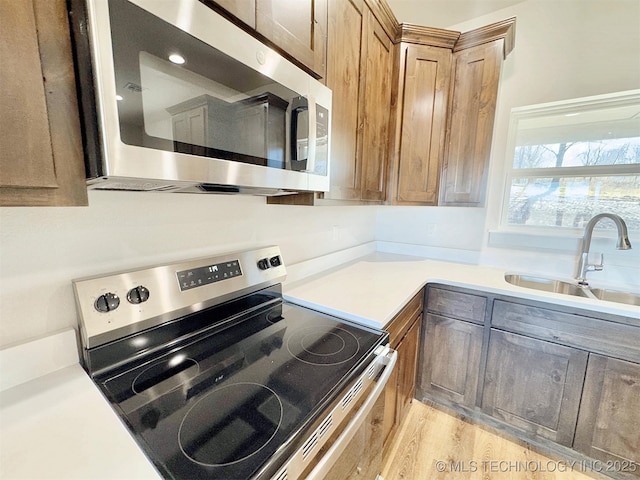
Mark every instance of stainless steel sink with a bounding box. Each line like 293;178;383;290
504;274;640;306
588;288;640;306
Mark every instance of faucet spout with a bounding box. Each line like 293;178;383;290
576;213;632;285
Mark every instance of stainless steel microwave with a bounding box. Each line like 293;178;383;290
70;0;331;195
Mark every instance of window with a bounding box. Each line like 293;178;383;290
502;90;640;233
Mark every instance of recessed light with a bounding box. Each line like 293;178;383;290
565;113;580;117
169;53;186;65
115;94;124;101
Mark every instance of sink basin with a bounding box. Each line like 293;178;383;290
588;288;640;306
504;274;640;307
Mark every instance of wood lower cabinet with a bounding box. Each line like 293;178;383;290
418;283;640;476
574;355;640;477
382;291;423;454
419;313;483;407
0;0;87;206
482;329;588;446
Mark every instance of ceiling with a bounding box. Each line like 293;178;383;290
385;0;526;28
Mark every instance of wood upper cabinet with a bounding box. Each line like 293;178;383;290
439;41;503;206
323;1;392;202
322;0;364;200
358;8;393;202
0;0;87;206
256;0;327;78
388;19;515;207
207;0;327;78
387;30;455;205
574;355;640;476
439;18;515;206
482;329;588;447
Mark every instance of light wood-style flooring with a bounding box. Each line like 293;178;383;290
381;401;602;480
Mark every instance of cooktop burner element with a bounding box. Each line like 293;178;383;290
73;246;391;480
178;382;282;466
288;326;359;365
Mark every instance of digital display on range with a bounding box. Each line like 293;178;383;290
177;260;242;291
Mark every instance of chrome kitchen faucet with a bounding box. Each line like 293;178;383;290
575;213;632;285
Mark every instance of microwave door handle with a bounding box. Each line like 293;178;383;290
290;98;308;171
304;96;317;173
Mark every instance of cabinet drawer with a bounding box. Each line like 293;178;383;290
426;286;486;324
492;300;640;363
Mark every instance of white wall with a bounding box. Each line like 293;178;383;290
0;192;376;347
377;0;640;288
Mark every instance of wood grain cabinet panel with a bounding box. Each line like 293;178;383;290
323;3;391;202
0;0;87;206
322;0;364;201
418;313;483;407
256;0;327;78
439;41;503;206
574;355;640;477
358;9;393;202
382;291;423;455
388;44;451;205
482;329;588;446
426;286;486;324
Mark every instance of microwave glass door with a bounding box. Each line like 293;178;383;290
107;0;327;174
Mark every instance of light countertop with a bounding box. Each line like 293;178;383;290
1;248;637;479
283;251;640;329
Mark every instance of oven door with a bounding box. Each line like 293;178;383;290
268;347;398;480
74;0;331;193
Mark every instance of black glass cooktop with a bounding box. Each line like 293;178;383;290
94;294;387;480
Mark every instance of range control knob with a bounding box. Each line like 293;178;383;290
269;255;282;267
257;258;270;270
127;285;150;304
95;293;120;313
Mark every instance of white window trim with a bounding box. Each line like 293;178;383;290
498;89;640;241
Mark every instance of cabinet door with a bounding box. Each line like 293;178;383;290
207;0;256;28
482;329;588;446
392;44;451;205
323;0;364;201
0;0;87;206
574;355;640;473
396;315;422;423
418;313;483;407
358;8;392;202
439;41;503;206
256;0;327;78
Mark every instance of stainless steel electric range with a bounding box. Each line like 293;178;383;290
73;246;396;480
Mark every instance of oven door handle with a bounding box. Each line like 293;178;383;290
304;348;398;480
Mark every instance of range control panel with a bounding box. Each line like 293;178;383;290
73;246;286;349
177;260;242;291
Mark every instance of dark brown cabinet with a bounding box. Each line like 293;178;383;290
482;329;588;446
382;291;423;454
418;283;640;474
0;0;87;206
419;313;483;407
574;355;640;477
